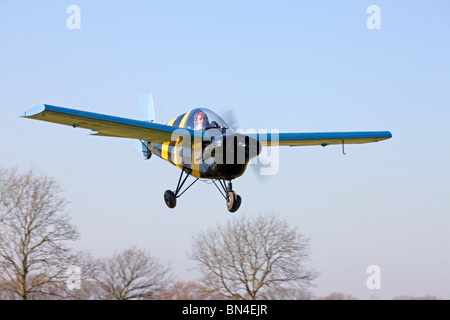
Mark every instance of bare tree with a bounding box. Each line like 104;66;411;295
60;249;102;300
393;295;441;300
263;286;315;300
189;212;318;300
321;292;358;300
93;246;173;300
160;280;228;300
0;167;20;223
0;168;80;300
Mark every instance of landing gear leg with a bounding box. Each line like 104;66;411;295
164;169;199;209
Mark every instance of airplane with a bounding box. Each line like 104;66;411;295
21;94;392;212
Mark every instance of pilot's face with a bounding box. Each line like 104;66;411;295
196;114;205;128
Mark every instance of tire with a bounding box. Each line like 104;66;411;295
227;191;241;212
235;194;242;211
164;190;177;209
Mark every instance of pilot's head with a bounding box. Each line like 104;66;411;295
194;111;208;130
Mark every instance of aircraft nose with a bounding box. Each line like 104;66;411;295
203;132;262;165
244;135;262;160
230;133;261;162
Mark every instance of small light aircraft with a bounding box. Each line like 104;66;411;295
21;94;392;212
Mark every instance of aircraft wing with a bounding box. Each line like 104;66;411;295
251;131;392;147
21;104;206;143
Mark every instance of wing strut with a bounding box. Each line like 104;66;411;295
174;169;199;198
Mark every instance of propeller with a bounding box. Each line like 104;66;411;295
220;107;240;130
219;107;274;185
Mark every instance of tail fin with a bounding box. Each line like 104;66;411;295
138;93;156;123
134;93;155;159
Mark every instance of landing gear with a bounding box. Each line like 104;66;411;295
164;169;242;213
164;169;199;209
213;180;242;213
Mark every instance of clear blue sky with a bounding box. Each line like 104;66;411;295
1;0;449;299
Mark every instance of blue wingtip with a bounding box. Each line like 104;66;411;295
21;104;46;117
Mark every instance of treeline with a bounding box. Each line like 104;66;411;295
0;168;442;300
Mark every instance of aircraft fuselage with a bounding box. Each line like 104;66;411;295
151;128;261;180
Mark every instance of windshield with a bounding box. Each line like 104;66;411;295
185;108;229;130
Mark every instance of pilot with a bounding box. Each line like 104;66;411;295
194;111;209;130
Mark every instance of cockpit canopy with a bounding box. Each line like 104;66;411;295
168;108;230;131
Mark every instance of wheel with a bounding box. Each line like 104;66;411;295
164;190;177;209
226;191;241;212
